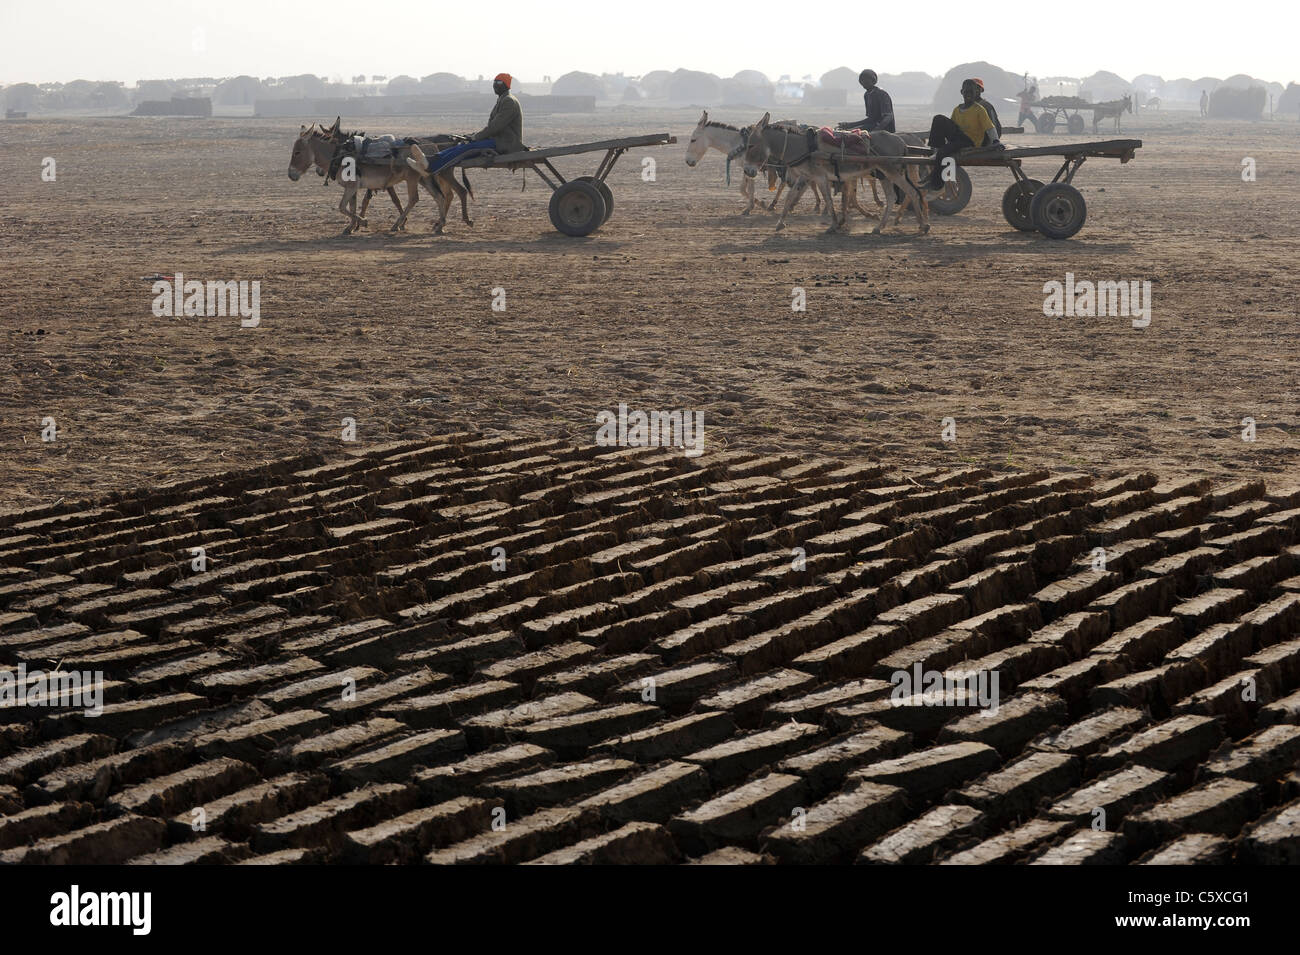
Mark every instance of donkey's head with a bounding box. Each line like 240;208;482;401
741;112;772;178
288;125;330;181
685;110;710;166
1123;94;1132;113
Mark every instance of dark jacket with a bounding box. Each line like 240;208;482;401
473;92;524;154
977;97;1002;135
863;87;895;132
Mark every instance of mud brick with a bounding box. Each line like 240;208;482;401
952;601;1044;644
952;751;1080;825
398;632;520;677
161;604;287;643
758;781;904;865
1072;537;1165;579
631;540;732;583
947;562;1036;616
848;741;1000;802
0;733;115;786
1089;616;1183;668
1086;577;1175;632
255;666;384;713
268;717;407;772
106;595;228;633
1136;547;1220;597
484;757;637;814
1242;638;1300;688
412;745;555;804
858;804;985;865
720;615;837;676
1033;570;1121;621
1123;777;1262;851
1176;670;1274;732
1237;802;1300;864
791;625;908;679
940;818;1073;865
328;670;453;721
16;627;146;663
1169;588;1252;637
26;739;191;805
744;520;821;554
670;773;808;854
251;782;417;852
953;644;1069;692
50;692;207;739
1259;688;1300;727
777;726;911;797
1203;726;1300;788
614;659;737;713
1018;655;1130;708
460;693;596;748
817;558;908;596
194;709;332;762
1029;828;1127;865
654;614;751;662
0;813;166;865
1089;661;1206;711
891;558;970;601
874;629;993;680
107;757;260;817
534;653;658;698
586;608;693;654
1167;620;1254;681
0;801;95;850
128;650;241;694
727;586;834;634
1138;832;1233;864
192;657;325;699
279;619;393;656
1028;610;1111;659
1242;593;1300;647
684;722;824;787
696;670;817;727
1088;714;1224;774
1213;525;1292;562
528;821;680;865
586;538;675;576
1215;554;1299;596
804;522;889;554
0;621;90;655
127;835;252;865
328;729;466;786
939;693;1068;757
478;642;598;687
518;605;620;651
1046;764;1171;827
516;703;660;754
593;711;735;762
0;612;41;635
935;528;1026;565
1276;575;1300;594
876;593;969;640
830;689;985;738
425;805;600;864
378;680;522;730
763;678;892;725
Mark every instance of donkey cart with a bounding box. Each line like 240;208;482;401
455;133;677;236
898;138;1142;239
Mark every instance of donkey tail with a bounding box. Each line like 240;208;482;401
460;167;474;198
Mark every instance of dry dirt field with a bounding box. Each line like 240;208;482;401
2;106;1298;508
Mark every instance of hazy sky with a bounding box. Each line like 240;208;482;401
3;0;1296;86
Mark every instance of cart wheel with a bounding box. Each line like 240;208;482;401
1030;182;1087;239
1067;113;1085;135
1035;113;1057;134
1001;179;1044;231
928;165;972;215
548;180;607;236
576;176;614;224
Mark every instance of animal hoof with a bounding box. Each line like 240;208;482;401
921;225;930;234
871;226;882;235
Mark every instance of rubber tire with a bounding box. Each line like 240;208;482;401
928;165;973;215
1001;179;1044;231
548;180;607;236
576;176;614;224
1030;182;1087;239
1067;113;1086;135
1035;113;1057;134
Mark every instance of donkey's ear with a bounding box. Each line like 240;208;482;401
699;110;707;125
760;111;771;126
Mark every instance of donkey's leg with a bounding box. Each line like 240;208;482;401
338;184;361;234
768;178;786;211
430;176;452;235
741;175;757;215
444;174;472;225
873;170;896;234
776;180;807;231
393;177;418;232
386;187;404;228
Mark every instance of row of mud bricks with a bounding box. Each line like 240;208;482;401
2;432;1299;864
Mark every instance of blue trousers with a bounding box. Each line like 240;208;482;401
428;139;496;174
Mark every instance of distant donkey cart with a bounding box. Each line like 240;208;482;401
406;133;677;236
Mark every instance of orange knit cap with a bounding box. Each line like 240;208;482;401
972;77;985;89
494;73;512;88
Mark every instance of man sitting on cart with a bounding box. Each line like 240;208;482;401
971;78;1002;136
838;70;895;132
426;72;525;174
925;78;1000;190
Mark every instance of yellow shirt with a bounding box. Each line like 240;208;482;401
950;102;994;145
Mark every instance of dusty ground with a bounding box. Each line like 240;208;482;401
2;106;1298;509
